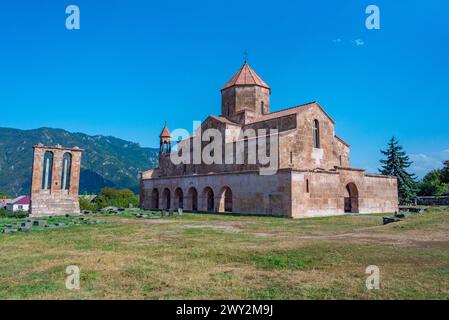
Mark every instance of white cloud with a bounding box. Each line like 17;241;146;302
332;38;342;43
410;150;449;178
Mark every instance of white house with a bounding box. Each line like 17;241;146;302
6;196;30;212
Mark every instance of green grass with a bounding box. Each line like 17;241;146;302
0;208;448;299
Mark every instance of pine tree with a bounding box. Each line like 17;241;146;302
379;137;417;204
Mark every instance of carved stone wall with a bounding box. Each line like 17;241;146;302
141;168;398;218
30;144;82;217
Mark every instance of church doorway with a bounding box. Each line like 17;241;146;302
344;183;359;213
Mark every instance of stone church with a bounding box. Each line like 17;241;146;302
140;63;398;217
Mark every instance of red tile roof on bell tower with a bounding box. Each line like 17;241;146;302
159;123;171;138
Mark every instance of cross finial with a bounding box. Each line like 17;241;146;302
243;51;248;63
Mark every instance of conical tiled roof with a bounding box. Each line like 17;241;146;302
221;63;270;91
159;124;171;138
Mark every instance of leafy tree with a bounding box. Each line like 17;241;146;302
93;188;139;209
379;137;417;204
417;169;445;196
79;197;98;211
0;191;11;199
416;161;449;196
442;160;449;183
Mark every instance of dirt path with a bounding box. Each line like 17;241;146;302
291;224;449;247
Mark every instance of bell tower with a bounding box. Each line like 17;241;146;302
221;62;271;124
159;122;171;156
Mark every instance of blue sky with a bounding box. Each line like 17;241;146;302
0;0;448;177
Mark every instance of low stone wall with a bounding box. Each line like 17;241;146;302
416;196;449;206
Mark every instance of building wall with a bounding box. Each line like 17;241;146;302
222;86;270;123
157;105;349;178
7;204;30;212
30;145;82;217
292;106;345;170
142;170;292;216
142;168;398;218
291;168;398;218
143;67;398;219
0;199;11;209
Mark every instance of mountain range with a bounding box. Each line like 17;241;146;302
0;127;159;196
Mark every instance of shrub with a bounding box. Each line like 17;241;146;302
0;191;11;199
79;197;98;211
92;188;139;209
0;209;28;218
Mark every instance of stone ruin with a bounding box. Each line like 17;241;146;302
29;144;82;217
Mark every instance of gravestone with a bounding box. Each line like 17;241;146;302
383;217;399;225
33;220;48;227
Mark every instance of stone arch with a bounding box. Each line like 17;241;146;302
218;186;233;213
202;187;215;212
61;152;72;191
42;151;54;191
162;188;171;210
174;187;184;209
151;188;159;209
187;187;198;211
344;182;359;213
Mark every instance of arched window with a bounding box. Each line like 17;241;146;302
163;141;169;153
261;101;265;114
42;151;53;190
313;119;320;149
61;153;72;191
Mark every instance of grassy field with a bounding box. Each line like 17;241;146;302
0;208;448;299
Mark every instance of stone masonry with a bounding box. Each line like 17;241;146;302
30;144;82;217
140;62;398;218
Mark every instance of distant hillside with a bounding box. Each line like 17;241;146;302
0;127;159;196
